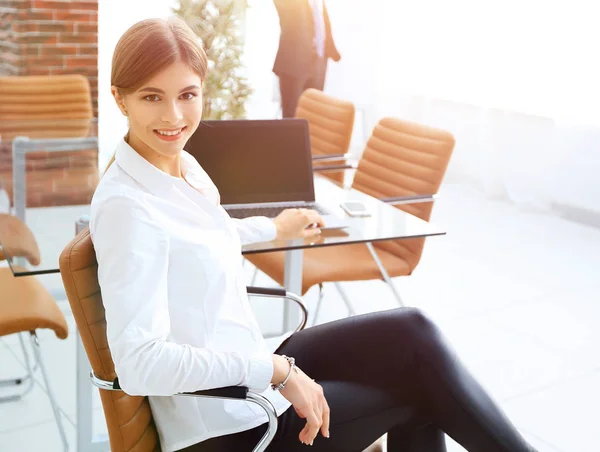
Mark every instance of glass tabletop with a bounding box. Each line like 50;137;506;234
242;176;446;254
0;176;445;276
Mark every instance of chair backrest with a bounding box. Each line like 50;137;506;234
0;74;92;118
0;213;40;265
0;74;93;140
353;117;455;272
59;229;161;452
295;88;355;184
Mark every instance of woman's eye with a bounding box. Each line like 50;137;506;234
144;95;161;102
181;92;197;100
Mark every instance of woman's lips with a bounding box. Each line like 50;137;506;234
154;126;187;141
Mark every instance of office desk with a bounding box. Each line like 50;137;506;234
0;175;445;452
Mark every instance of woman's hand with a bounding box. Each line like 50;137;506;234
274;359;330;445
273;208;324;240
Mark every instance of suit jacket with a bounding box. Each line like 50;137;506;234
273;0;341;78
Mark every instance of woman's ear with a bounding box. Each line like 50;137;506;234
111;86;128;116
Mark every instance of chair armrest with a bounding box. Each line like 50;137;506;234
0;213;40;265
109;376;249;399
380;194;438;205
312;162;358;173
183;386;249;399
311;153;350;163
246;286;285;297
91;372;278;451
246;286;307;332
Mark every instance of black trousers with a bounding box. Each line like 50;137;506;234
180;308;536;452
278;55;328;118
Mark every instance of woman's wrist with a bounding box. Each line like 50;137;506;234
271;355;298;391
271;354;290;384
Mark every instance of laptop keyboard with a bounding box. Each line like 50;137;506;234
226;204;330;219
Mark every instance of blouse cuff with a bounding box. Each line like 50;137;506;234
243;352;274;392
258;216;277;242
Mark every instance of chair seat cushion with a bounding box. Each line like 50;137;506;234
0;268;68;339
246;243;412;295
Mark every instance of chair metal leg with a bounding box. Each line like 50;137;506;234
250;266;259;286
333;282;357;317
29;331;69;452
18;331;39;375
0;333;37;402
311;283;326;326
365;242;405;307
246;392;278;452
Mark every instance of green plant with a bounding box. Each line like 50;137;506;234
173;0;252;119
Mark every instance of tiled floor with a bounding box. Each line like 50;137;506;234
1;182;598;451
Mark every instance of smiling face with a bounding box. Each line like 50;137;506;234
111;60;203;174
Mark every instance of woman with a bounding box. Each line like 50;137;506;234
91;18;537;452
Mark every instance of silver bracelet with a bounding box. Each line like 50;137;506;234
271;355;298;391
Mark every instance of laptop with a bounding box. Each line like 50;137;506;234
186;119;348;229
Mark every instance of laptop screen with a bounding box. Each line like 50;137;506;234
185;119;315;205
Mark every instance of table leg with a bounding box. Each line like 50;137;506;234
11;139;27;268
76;335;93;450
283;248;304;332
12;138;27;224
74;217;109;451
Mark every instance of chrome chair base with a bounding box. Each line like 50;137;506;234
0;333;36;402
0;332;69;451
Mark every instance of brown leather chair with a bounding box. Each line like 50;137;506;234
59;228;313;452
0;74;98;208
296;88;355;186
0;213;69;451
246;117;456;323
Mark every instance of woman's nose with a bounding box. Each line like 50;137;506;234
161;100;183;124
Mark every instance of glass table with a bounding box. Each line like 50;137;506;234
2;176;445;276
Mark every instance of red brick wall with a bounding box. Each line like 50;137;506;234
0;1;22;76
0;0;99;116
0;0;99;208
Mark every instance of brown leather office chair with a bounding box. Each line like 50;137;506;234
297;88;355;186
59;228;313;452
246;117;455;323
0;213;69;451
59;228;386;451
0;74;98;208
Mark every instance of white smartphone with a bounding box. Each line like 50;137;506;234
340;201;371;217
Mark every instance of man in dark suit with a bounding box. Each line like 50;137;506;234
273;0;341;117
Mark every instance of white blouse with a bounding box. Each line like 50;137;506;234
90;139;292;452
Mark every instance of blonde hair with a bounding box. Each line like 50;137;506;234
104;17;208;173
